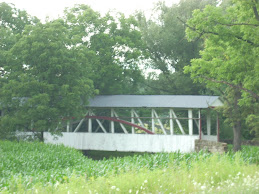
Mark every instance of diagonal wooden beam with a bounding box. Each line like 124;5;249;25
112;109;128;134
95;119;107;133
74;111;89;133
89;110;107;133
94;120;105;132
152;109;167;135
171;109;185;135
132;110;145;128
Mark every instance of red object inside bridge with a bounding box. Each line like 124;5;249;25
85;115;154;134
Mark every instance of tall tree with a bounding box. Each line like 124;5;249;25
0;19;95;139
64;5;147;94
137;0;217;95
0;3;40;139
0;2;39;34
0;2;39;77
184;0;259;151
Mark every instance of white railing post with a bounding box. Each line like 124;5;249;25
66;121;70;132
151;109;155;133
131;109;135;134
199;109;202;140
207;109;211;135
111;108;115;133
188;109;193;135
169;109;174;135
88;110;92;133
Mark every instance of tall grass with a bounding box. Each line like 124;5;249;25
0;141;258;193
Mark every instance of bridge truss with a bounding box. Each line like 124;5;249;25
63;107;219;141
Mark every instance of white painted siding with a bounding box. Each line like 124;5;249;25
44;132;202;153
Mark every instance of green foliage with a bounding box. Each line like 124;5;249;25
184;0;259;149
137;0;217;95
0;3;149;138
0;3;39;69
0;3;40;138
64;5;146;95
228;144;259;164
22;162;259;194
0;19;95;135
0;141;259;193
0;2;39;34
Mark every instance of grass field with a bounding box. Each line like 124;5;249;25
0;140;258;193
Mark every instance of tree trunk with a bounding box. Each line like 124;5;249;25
233;120;242;151
232;89;242;152
40;131;44;142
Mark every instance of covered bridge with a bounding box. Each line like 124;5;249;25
44;95;223;153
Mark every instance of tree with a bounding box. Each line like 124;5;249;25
137;0;217;95
0;2;39;34
64;5;147;95
0;2;39;77
0;19;95;140
184;0;259;151
0;3;40;139
0;3;148;139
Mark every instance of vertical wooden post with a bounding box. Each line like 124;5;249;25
66;121;70;132
111;108;115;133
88;110;92;133
188;109;193;135
131;109;135;134
169;109;174;135
207;109;211;135
199;109;202;140
217;112;220;142
151;109;155;133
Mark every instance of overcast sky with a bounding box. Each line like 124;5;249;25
1;0;180;20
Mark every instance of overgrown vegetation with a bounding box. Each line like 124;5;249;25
0;0;258;192
0;0;258;150
0;141;258;193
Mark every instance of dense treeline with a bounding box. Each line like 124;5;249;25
0;0;258;150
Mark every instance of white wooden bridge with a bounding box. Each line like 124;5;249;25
44;95;223;153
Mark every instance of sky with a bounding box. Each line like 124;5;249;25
1;0;180;20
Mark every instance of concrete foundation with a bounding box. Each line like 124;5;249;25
195;139;228;153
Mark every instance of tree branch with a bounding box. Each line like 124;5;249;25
200;76;259;100
177;17;259;47
252;0;259;22
215;21;259;27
